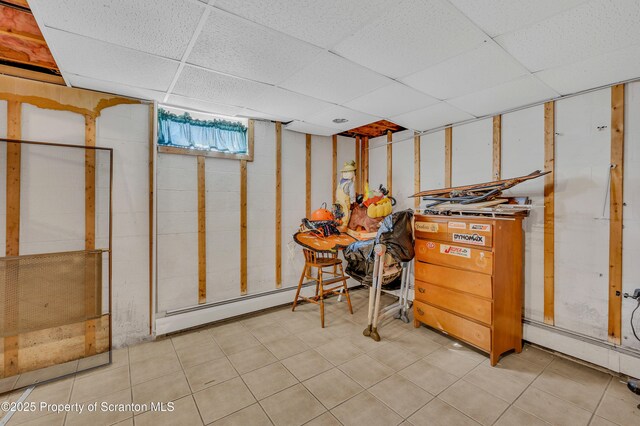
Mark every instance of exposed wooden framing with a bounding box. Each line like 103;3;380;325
84;114;97;356
355;135;361;194
493;115;502;181
340;119;405;138
197;156;206;304
240;159;248;295
148;103;154;334
386;131;392;193
608;84;624;344
5;99;21;376
275;122;282;288
543;101;555;325
0;74;139;118
0;64;64;85
444;127;452;187
332;135;337;204
362;136;369;185
305;134;311;218
247;119;255;162
414;132;420;209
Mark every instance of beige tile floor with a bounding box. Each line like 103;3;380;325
1;288;639;426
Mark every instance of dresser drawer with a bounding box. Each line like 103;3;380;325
415;240;493;274
415;262;492;298
415;281;492;325
414;218;493;248
414;301;491;352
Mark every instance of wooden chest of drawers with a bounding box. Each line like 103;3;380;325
413;215;523;365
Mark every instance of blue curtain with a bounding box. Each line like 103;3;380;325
157;109;248;154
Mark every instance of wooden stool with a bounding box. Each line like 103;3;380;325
292;249;353;327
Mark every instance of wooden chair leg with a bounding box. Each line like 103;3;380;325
318;269;325;328
292;265;306;311
339;264;353;314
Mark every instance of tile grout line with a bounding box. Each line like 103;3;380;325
586;375;613;426
165;337;207;426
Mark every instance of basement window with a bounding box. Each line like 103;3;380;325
157;106;252;160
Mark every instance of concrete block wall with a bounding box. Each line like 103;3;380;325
155;122;351;316
382;83;640;367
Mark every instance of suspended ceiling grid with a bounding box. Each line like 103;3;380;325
26;0;640;136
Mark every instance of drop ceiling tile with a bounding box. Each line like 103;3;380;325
237;108;294;123
390;102;474;132
30;0;205;60
400;41;530;100
187;8;322;85
448;0;588;37
284;121;336;136
244;87;333;121
172;65;270;107
332;0;487;78
447;75;559;117
495;0;640;72
305;105;381;132
213;0;390;49
45;29;179;92
343;82;439;118
67;74;165;102
165;95;243;117
279;51;391;104
535;44;640;95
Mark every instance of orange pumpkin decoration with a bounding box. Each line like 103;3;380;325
310;202;334;221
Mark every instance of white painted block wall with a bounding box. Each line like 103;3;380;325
451;119;493;186
622;82;640;351
391;130;415;210
502;105;545;323
554;89;611;341
379;86;640;372
281;129;306;289
96;104;151;346
156;123;349;316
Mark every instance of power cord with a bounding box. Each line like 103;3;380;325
623;289;640;342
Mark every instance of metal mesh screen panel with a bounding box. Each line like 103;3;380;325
0;250;103;337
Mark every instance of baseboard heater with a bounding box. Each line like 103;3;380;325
155;280;360;336
523;318;640;378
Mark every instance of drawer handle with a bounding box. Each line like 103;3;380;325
418;288;425;293
417;307;425;315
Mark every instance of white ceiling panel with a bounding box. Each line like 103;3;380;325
448;0;588;37
495;0;640;72
305;105;381;132
67;74;165;102
284;121;337;137
535;44;640;95
165;94;243;117
279;51;391;104
237;108;293;122
333;0;487;78
448;75;559;117
343;82;439;118
29;0;205;60
245;87;333;121
390;102;474;132
187;9;322;85
172;65;270;107
45;29;179;92
400;41;530;100
213;0;390;49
